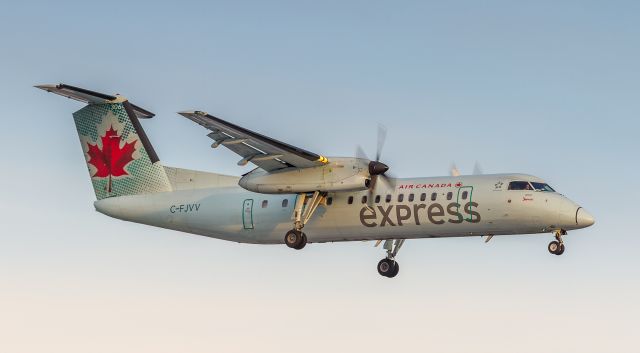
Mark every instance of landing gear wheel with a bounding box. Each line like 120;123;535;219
390;262;399;278
285;230;306;250
548;241;564;255
377;258;399;278
377;259;392;276
295;233;307;250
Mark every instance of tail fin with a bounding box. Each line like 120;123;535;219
37;84;172;200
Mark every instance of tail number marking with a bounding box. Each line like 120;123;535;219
170;203;201;213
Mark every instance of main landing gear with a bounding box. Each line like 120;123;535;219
284;191;326;250
376;239;405;278
548;229;567;255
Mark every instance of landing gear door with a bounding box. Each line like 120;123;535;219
242;199;254;230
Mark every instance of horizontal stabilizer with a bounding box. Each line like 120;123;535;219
35;83;155;119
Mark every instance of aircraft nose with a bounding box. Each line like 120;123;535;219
576;207;595;228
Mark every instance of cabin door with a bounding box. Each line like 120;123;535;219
456;186;476;222
242;199;254;230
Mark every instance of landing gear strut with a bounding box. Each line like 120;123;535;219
284;191;326;250
548;229;566;255
376;239;405;278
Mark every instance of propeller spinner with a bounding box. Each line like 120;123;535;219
369;161;389;176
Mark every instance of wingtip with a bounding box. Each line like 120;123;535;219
178;110;208;117
34;83;59;91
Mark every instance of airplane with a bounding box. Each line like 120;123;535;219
37;83;595;278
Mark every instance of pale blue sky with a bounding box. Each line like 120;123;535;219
1;1;638;352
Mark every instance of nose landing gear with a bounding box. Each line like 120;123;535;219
285;229;307;250
376;239;405;278
377;258;399;277
548;229;566;255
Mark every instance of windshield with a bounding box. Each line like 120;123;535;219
531;182;555;192
508;181;533;190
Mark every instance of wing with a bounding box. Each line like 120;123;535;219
178;111;329;172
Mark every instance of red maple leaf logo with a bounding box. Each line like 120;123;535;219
86;125;137;193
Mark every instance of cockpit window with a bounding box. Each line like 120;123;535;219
531;182;555;192
508;181;533;190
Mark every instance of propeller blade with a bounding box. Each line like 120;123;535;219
376;124;387;161
366;173;397;210
450;163;461;177
367;175;378;208
356;145;370;170
473;162;484;175
361;124;393;208
356;145;369;161
382;172;397;189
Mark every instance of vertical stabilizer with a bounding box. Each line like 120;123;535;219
37;84;172;200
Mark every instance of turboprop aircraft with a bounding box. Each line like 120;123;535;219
37;83;595;278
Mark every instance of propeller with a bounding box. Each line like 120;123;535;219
450;163;461;177
357;124;395;209
472;161;484;175
449;161;484;176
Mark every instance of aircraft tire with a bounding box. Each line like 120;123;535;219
377;258;397;277
556;243;565;255
285;230;304;249
294;233;307;250
548;241;561;255
389;262;399;278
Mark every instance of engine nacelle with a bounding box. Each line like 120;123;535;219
238;157;370;194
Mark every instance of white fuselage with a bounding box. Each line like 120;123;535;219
94;172;592;244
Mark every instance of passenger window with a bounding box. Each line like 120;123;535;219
397;194;404;202
327;197;333;205
361;195;368;204
447;192;453;200
508;181;533;190
262;200;268;208
431;193;437;201
420;193;426;201
385;194;392;203
348;196;354;205
282;199;288;207
461;191;468;200
375;195;381;203
408;194;414;202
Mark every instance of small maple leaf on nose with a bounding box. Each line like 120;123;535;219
86;125;137;193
